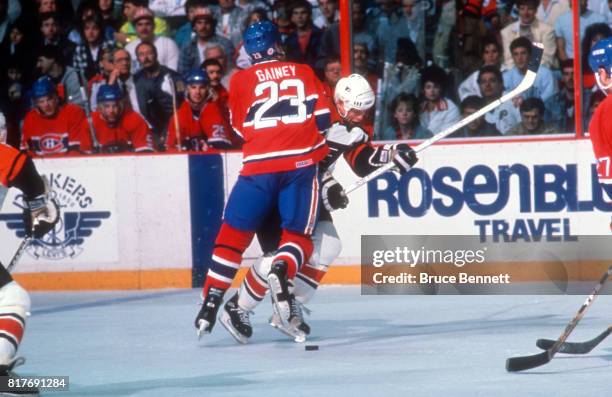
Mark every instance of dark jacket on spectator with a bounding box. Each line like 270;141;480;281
133;65;183;149
283;26;324;70
178;35;235;75
73;39;115;80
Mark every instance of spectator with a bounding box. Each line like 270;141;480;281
555;0;605;61
98;0;119;29
458;36;505;101
537;0;569;25
72;14;115;80
92;84;154;153
204;43;236;88
589;0;612;27
102;48;141;113
458;0;500;74
283;0;324;69
381;93;432;140
36;44;87;108
544;59;585;131
418;66;460;134
234;8;270;69
318;0;377;68
3;59;29;144
503;37;557;102
215;0;248;46
451;95;501;137
586;90;606;129
133;41;184;150
202;58;229;115
88;46;115;107
39;12;76;66
365;0;400;38
175;0;209;48
383;37;422;103
501;0;557;69
378;0;424;63
314;0;338;30
21;76;92;156
1;17;37;85
117;0;169;47
167;69;233;151
68;1;115;45
178;7;235;74
353;42;378;89
321;56;341;96
125;8;179;72
506;97;558;134
479;65;521;134
235;0;269;14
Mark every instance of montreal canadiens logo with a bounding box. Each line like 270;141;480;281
0;173;110;260
40;134;67;154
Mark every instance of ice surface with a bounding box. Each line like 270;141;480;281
18;287;612;396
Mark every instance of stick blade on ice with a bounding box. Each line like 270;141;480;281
536;326;612;354
506;351;550;372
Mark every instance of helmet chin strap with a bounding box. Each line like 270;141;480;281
595;72;612;95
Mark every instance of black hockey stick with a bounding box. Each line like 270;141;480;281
345;42;544;195
536;326;612;354
3;237;30;274
506;266;612;372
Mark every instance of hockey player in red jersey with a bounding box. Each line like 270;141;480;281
194;21;332;338
588;38;612;193
166;69;233;151
0;135;59;392
21;77;92;156
222;74;418;343
92;84;154;153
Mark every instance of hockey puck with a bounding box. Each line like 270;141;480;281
305;345;319;351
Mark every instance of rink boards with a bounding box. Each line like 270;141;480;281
1;136;611;290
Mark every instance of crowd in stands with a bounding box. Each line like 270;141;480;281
0;0;607;156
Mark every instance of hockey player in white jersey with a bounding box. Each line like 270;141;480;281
218;75;418;343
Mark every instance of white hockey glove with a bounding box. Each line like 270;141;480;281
321;123;369;170
23;181;59;239
321;172;348;212
369;143;418;175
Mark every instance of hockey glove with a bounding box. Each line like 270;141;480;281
321;123;369;170
321;172;349;212
23;182;60;239
369;144;417;175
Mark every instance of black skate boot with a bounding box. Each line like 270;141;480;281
195;287;225;338
0;357;39;395
220;293;253;344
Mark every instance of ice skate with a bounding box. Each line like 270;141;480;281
195;287;225;338
220;293;253;344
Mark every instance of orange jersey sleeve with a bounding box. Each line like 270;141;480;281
589;95;612;183
0;144;26;187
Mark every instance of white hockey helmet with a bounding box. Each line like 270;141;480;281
334;74;375;117
0;113;6;144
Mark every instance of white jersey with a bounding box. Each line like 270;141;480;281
484;99;521;135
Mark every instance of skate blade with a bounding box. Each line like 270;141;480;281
219;312;249;345
267;273;291;326
269;316;306;343
196;320;212;340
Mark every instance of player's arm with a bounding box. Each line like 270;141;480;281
0;144;59;238
130;112;155;153
70;107;93;154
201;103;233;149
345;142;418;178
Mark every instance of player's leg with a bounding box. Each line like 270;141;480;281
195;174;276;336
268;165;319;331
0;266;30;378
220;211;281;343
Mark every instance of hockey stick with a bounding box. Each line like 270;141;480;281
536;326;612;354
344;42;544;195
4;237;30;274
506;265;612;372
75;69;101;153
168;77;182;152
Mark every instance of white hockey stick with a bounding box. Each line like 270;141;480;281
345;42;544;195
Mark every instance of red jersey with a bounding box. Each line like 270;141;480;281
92;108;153;153
21;104;92;156
228;60;331;175
166;100;232;150
589;94;612;183
0;144;26;187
